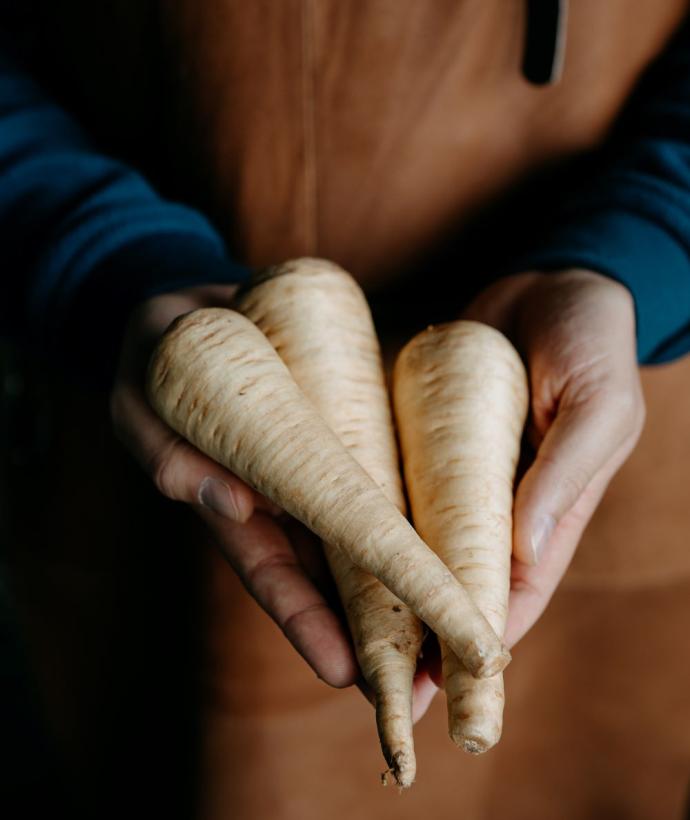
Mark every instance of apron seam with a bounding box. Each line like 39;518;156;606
301;0;319;255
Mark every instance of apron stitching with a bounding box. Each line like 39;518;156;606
301;0;319;255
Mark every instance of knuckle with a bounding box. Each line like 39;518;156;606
281;602;328;635
609;386;640;427
559;466;590;508
634;395;647;437
587;382;644;433
149;440;182;500
537;451;591;509
245;552;297;591
604;383;647;442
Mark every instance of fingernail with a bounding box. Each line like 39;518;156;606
531;514;556;564
198;477;245;522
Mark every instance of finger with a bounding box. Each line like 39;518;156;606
112;382;260;521
411;671;440;723
505;465;612;647
199;508;358;688
416;631;442;688
513;390;640;566
412;633;441;722
460;273;543;331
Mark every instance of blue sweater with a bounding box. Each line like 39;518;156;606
1;20;690;380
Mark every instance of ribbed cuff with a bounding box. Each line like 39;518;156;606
52;232;250;388
512;208;690;364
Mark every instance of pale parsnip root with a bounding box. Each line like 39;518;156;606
235;258;423;787
146;308;510;683
394;321;528;753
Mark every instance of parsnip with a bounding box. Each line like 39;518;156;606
235;258;422;787
393;321;528;753
146;308;510;686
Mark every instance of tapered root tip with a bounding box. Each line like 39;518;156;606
381;750;416;789
449;726;500;756
461;736;492;755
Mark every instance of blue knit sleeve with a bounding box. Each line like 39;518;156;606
513;19;690;364
0;50;248;383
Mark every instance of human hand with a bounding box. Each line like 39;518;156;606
461;269;645;646
110;286;439;718
110;286;359;686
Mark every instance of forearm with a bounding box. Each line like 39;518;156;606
508;18;690;364
0;50;248;384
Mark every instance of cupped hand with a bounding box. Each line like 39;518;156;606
110;286;358;688
110;286;439;717
462;269;645;647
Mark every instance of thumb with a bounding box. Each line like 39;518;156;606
112;382;262;522
152;437;258;522
513;390;638;566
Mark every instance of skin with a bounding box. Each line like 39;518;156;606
110;266;644;728
460;269;645;648
111;284;441;723
111;284;360;688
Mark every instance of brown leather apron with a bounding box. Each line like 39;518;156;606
5;2;690;817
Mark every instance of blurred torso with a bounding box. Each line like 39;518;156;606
21;0;689;285
3;5;690;817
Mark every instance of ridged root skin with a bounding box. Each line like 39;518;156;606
236;258;421;787
393;320;528;754
373;658;417;788
444;650;504;753
148;305;509;684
